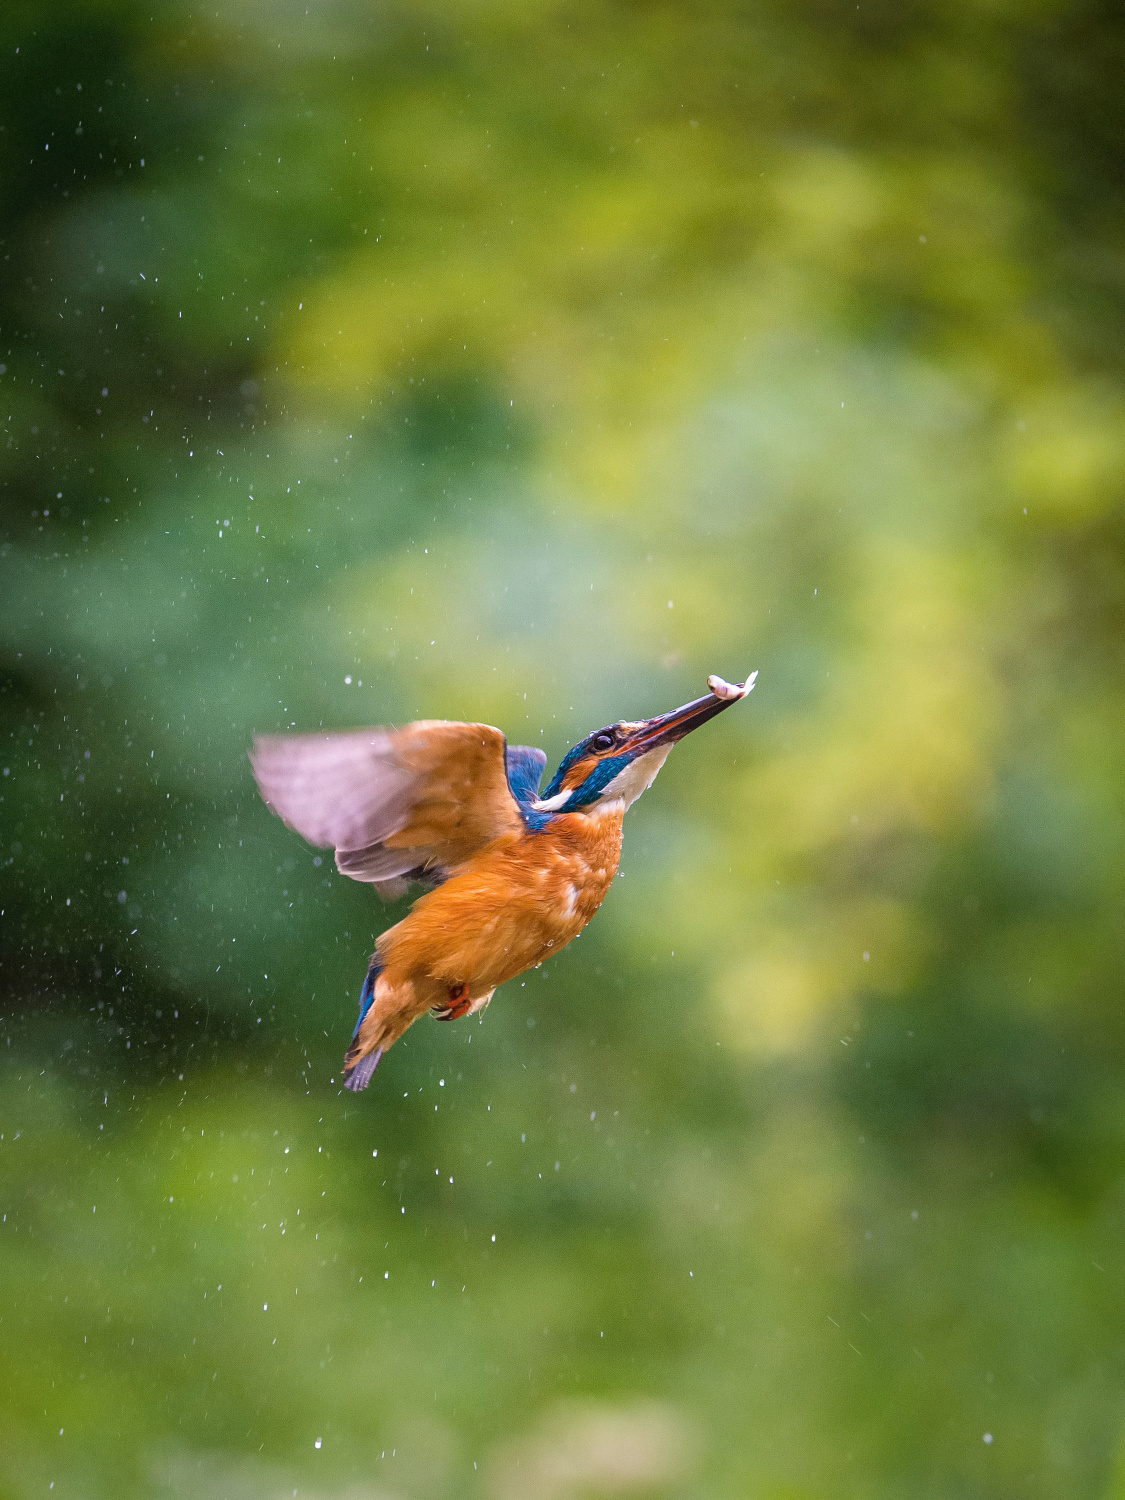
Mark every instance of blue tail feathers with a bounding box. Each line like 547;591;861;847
352;956;382;1039
343;1048;382;1091
343;956;384;1091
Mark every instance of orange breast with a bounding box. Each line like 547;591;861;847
378;806;625;993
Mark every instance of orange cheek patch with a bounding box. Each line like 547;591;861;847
561;754;600;793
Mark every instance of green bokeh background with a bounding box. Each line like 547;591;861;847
3;2;1125;1496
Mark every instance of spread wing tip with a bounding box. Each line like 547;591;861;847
250;718;528;883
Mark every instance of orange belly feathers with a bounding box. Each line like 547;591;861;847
362;805;623;1048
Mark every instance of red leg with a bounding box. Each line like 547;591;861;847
432;982;472;1021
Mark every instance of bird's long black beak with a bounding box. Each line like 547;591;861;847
621;671;757;754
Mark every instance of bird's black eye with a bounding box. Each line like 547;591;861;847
593;732;615;752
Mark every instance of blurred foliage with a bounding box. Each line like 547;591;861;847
2;0;1125;1496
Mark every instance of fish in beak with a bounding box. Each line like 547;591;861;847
617;670;758;755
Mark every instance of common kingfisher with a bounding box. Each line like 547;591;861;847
251;670;756;1091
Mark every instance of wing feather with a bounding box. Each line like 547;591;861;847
250;720;528;893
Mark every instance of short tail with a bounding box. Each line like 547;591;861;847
342;955;384;1093
343;1048;382;1092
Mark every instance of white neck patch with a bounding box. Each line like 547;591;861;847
534;785;574;812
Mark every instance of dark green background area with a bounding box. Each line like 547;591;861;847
3;2;1125;1497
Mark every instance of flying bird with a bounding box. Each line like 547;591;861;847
250;670;756;1091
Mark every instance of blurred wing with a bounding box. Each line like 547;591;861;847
250;720;528;895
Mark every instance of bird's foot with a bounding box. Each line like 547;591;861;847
432;982;473;1021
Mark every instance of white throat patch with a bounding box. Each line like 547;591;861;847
598;744;673;809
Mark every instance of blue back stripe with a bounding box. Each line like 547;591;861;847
353;959;382;1038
